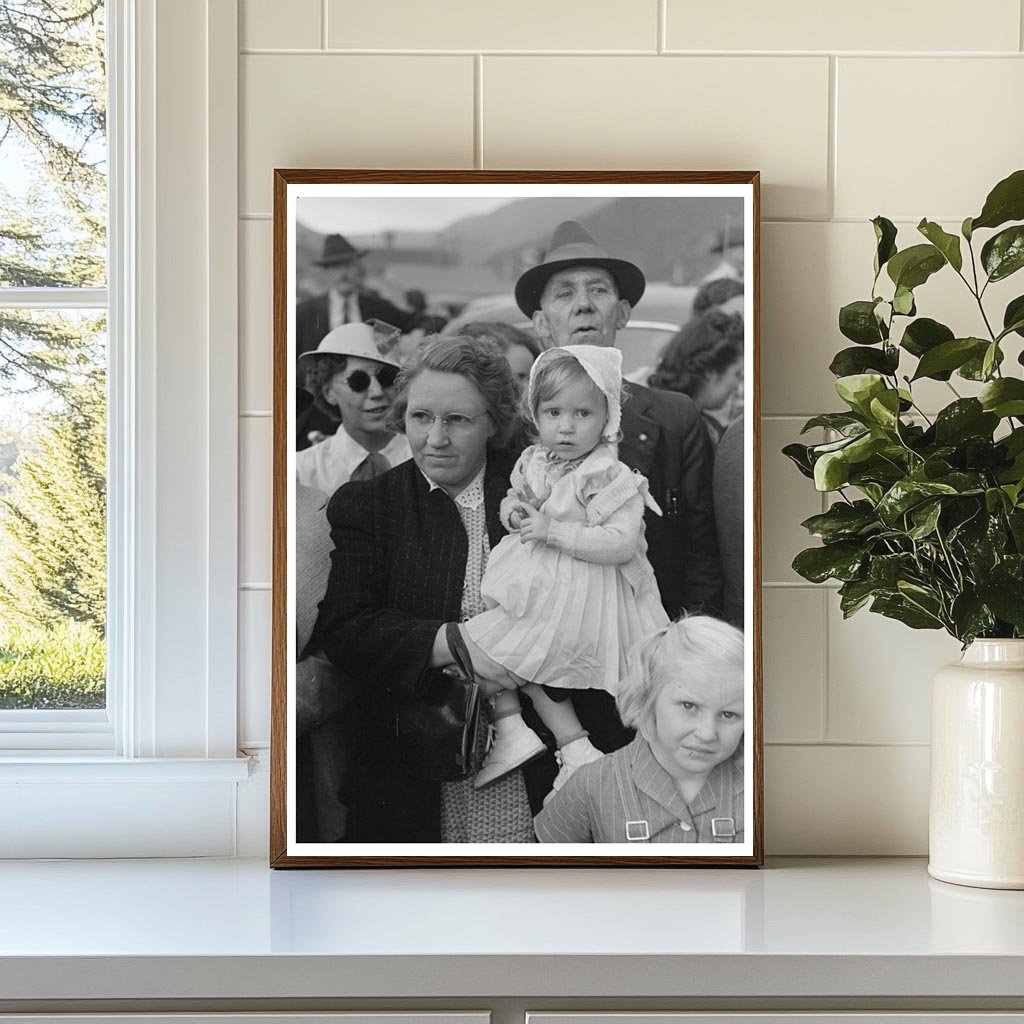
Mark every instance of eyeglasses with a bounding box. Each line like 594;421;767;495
342;365;400;393
405;410;490;436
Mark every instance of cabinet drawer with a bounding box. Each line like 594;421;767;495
528;1016;1024;1024
0;1015;490;1024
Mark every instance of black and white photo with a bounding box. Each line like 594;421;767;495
271;171;762;867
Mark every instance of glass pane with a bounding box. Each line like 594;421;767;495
0;1;107;289
0;309;106;709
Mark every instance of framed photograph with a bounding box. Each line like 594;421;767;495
271;170;762;867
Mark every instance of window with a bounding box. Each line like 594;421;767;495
0;0;247;858
0;0;110;747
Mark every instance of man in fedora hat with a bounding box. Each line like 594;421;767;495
517;220;723;622
296;232;415;361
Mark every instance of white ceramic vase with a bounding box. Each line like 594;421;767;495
929;639;1024;889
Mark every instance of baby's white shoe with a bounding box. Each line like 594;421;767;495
474;714;547;788
544;735;604;804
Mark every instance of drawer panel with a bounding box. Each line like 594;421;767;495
0;1015;490;1024
528;1016;1024;1024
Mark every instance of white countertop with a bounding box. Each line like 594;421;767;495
1;857;1023;1002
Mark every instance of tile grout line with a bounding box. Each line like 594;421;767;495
237;47;1024;57
820;587;831;744
766;740;931;748
827;55;838;221
474;55;484;169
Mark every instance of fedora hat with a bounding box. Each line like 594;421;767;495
297;321;402;369
313;232;368;267
515;221;646;317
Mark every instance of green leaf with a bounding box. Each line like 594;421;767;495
950;592;995;644
979;378;1024;418
845;432;889;465
838;579;878;618
835;373;887;413
868;389;902;431
782;442;815;479
962;217;974;241
960;344;1004;380
934;399;999;445
908;500;943;540
871;594;943;630
976;580;1024;629
1002;295;1024;340
839;300;886;345
900;317;955;359
868;552;915;587
981;225;1024;283
887;243;946;291
917;219;963;272
982;341;1000;381
971;169;1024;232
792;543;866;584
877;479;958;523
814;450;851;491
872;216;898;277
892;286;916;316
829;345;899;378
800;501;880;543
911;338;988;381
800;413;865;434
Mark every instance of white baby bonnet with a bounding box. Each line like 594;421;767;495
528;344;623;442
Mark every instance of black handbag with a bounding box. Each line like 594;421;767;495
394;622;482;782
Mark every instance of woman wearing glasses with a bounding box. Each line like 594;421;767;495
296;322;411;496
316;335;543;843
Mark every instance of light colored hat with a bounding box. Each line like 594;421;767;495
528;344;623;442
296;321;402;369
515;221;646;317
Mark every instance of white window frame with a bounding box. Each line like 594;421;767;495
0;0;250;857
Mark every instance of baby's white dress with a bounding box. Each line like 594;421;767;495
465;443;669;694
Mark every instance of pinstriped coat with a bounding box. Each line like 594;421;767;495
316;448;529;842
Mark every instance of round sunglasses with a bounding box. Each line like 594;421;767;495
342;365;400;393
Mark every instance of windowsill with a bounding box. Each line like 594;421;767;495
0;754;252;781
0;857;1022;1005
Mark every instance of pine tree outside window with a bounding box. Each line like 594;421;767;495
0;1;109;741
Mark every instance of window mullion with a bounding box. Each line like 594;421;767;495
0;287;108;310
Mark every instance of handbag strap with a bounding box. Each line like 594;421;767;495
446;622;475;683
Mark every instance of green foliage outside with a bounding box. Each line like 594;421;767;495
785;169;1024;645
0;619;104;709
0;1;107;708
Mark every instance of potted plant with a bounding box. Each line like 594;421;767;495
785;168;1024;889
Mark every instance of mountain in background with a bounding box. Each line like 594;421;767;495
295;195;744;302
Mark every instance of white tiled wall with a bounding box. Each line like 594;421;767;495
236;0;1024;854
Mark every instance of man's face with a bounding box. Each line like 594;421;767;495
532;266;631;348
328;258;366;295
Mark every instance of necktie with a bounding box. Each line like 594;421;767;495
349;451;390;483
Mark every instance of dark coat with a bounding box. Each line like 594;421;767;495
316;450;528;842
619;382;723;618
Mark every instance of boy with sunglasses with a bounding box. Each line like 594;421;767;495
296;322;411;496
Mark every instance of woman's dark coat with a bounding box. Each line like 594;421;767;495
316;449;536;842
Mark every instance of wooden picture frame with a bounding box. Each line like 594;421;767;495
271;170;762;867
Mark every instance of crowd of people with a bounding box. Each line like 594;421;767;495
293;221;747;845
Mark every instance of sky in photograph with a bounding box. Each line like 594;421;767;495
296;197;515;235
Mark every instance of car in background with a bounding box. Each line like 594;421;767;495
442;283;697;383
